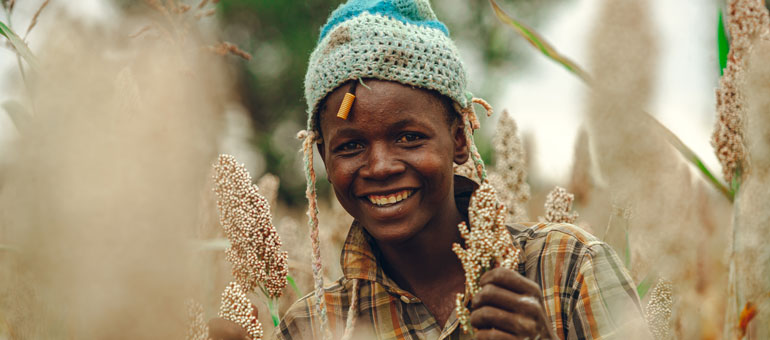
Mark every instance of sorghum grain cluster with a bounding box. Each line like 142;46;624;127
489;110;530;223
452;182;522;334
712;0;770;183
645;279;673;340
543;186;578;224
185;299;209;340
213;154;288;298
219;282;263;340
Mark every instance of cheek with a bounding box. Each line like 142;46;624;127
414;154;448;176
409;147;455;189
327;158;356;195
326;159;364;218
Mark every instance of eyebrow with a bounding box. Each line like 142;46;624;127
388;118;431;132
330;127;364;140
328;118;432;143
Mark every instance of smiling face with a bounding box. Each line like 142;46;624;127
317;80;469;245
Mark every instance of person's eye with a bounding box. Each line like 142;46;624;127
396;133;423;143
335;141;363;153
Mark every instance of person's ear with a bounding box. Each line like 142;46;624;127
452;118;469;165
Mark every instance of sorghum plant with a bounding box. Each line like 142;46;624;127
453;181;522;335
542;186;578;224
489;110;530;223
712;0;769;186
645;279;673;340
219;282;263;340
186;299;210;340
213;154;289;329
714;1;770;338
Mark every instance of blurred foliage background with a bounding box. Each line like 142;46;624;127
4;0;770;337
111;0;566;206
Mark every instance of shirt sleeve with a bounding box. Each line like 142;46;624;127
567;242;652;340
272;296;318;340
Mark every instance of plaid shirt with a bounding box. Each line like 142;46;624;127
276;180;649;340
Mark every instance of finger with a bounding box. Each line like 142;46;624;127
472;283;542;317
479;267;541;296
470;306;539;336
474;328;519;340
207;317;250;340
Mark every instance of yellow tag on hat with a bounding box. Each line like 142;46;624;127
336;93;355;120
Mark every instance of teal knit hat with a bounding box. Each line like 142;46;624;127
304;0;473;131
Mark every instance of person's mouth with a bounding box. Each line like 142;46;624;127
365;189;416;207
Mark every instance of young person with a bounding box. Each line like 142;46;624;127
212;1;649;339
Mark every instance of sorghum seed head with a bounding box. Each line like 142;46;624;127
185;299;209;340
219;282;263;340
490;110;530;222
214;154;288;298
453;181;522;334
543;186;578;224
645;279;673;340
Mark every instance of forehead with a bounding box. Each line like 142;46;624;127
318;80;450;135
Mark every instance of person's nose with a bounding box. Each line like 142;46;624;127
360;142;405;180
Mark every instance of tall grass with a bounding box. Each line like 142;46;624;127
1;0;768;339
488;0;768;338
725;38;770;340
0;10;232;339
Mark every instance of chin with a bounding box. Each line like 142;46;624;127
366;227;415;244
359;216;430;245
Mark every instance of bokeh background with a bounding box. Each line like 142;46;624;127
1;0;768;339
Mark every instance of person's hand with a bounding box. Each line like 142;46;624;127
470;268;557;340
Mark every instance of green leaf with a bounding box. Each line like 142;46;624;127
2;100;31;131
489;0;590;82
696;157;734;200
267;298;280;327
638;113;732;201
731;167;741;194
636;274;655;299
643;115;732;200
286;275;302;297
0;20;40;71
718;10;730;76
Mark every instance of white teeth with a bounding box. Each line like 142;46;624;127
368;190;413;206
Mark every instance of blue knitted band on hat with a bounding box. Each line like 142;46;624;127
319;0;449;42
304;0;471;132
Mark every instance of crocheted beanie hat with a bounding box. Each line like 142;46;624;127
304;0;472;131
